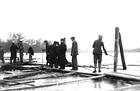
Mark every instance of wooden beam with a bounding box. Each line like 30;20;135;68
119;32;127;70
3;71;76;82
114;27;119;72
8;81;34;86
105;72;140;81
3;71;43;80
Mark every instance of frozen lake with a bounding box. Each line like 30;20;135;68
2;52;140;66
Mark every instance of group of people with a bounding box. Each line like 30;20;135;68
0;35;108;73
10;41;34;64
44;37;78;70
44;35;108;72
0;41;34;65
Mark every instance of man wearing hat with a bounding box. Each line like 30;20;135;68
92;35;108;73
71;37;78;70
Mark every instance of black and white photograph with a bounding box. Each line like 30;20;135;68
0;0;140;91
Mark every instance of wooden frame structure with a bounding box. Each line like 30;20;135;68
114;27;127;72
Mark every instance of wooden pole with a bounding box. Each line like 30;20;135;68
114;27;119;72
119;32;127;70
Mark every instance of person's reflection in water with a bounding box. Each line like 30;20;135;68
93;78;102;89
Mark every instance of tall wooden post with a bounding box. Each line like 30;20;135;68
119;33;127;70
114;27;119;72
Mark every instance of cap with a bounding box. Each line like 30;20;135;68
98;35;103;38
71;37;75;39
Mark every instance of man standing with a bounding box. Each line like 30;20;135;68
92;35;108;73
44;40;50;66
10;43;18;65
27;46;34;63
49;41;59;68
58;38;67;69
71;37;78;70
18;41;24;63
0;46;4;63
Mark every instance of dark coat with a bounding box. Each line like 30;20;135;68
58;43;67;65
10;44;18;57
48;45;58;64
28;47;34;55
0;48;4;59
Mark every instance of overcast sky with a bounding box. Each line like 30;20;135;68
0;0;140;51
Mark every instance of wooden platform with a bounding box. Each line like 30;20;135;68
1;63;140;91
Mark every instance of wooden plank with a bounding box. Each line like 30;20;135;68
76;71;103;76
8;81;34;86
0;63;41;71
3;71;76;82
105;72;140;81
3;71;43;80
78;74;95;77
114;27;119;72
0;80;34;87
0;75;105;91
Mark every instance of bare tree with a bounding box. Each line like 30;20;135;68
25;39;36;46
8;32;24;43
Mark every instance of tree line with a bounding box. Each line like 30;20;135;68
0;33;44;53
